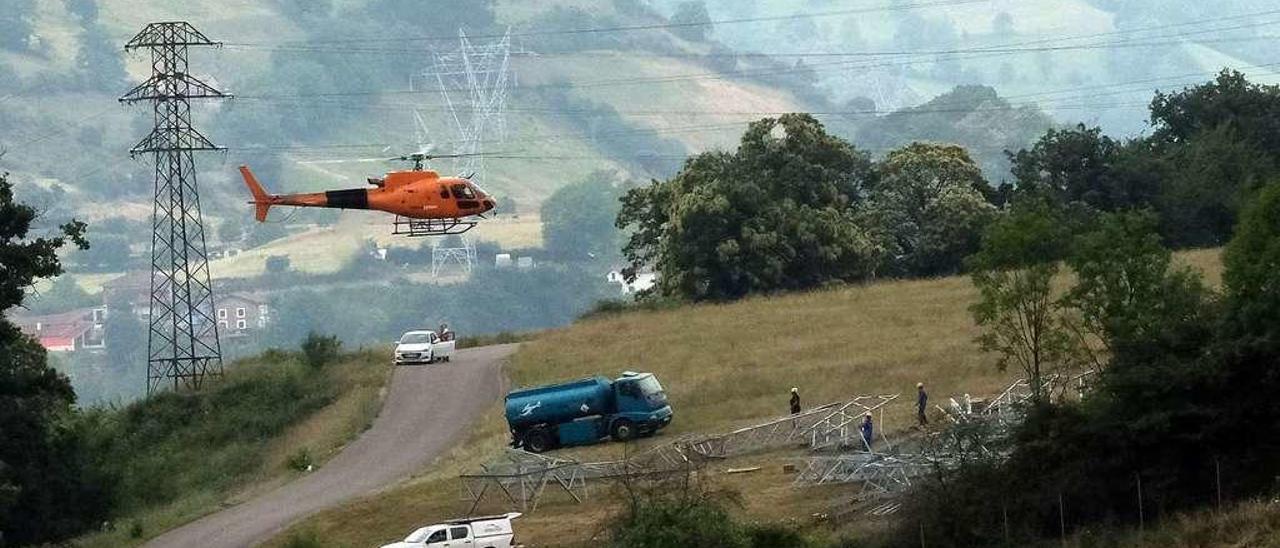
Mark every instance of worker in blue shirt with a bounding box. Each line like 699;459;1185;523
859;412;874;450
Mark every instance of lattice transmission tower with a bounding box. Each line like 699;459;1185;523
120;22;228;394
415;29;513;276
426;28;513;183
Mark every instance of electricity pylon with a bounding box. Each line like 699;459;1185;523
120;22;227;394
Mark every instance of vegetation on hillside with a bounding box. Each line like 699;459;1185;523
883;182;1280;546
0;181;391;544
0;174;101;545
76;347;390;546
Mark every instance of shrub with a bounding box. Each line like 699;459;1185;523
300;332;341;369
286;448;312;472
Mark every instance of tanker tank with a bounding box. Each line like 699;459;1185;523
504;376;615;428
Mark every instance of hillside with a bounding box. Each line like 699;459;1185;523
265;249;1225;546
76;349;392;547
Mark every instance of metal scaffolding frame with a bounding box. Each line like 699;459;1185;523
459;393;900;513
459;450;588;514
791;453;943;492
685;394;899;458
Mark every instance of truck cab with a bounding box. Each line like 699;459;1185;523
609;372;673;440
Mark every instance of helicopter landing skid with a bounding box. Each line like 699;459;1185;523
392;217;477;237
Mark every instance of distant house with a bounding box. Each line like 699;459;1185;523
606;269;656;296
13;307;107;352
216;293;270;337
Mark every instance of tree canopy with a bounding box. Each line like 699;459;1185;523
0;174;104;544
866;142;996;276
617;114;878;301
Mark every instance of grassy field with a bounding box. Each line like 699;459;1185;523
78;350;392;547
265;247;1226;546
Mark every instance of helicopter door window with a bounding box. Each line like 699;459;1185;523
451;184;476;200
440;188;451;199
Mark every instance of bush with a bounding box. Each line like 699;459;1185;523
300;332;341;369
286;448;312;472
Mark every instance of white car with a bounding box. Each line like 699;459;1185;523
381;513;522;548
394;330;456;365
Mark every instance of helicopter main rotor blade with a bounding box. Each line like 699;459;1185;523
297;157;392;165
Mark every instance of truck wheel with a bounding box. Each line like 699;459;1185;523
611;419;637;442
525;428;554;453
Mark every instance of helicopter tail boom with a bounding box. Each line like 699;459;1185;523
239;165;274;222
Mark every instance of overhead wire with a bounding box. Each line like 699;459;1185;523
224;0;993;47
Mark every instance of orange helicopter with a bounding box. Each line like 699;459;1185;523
239;151;496;237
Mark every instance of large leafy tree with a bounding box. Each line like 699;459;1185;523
966;198;1075;402
617;114;878;301
1062;210;1209;371
1148;70;1280;246
865;142;996;277
0;174;107;544
1007;124;1161;212
1223;181;1280;343
541;171;626;262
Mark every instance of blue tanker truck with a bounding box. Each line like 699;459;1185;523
504;371;674;453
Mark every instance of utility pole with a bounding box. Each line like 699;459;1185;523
120;22;228;394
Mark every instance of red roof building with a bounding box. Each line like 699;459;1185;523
11;308;107;352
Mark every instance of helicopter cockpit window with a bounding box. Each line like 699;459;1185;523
451;184;476;200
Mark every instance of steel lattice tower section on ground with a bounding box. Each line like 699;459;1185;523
120;22;228;394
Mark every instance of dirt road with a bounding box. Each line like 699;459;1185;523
145;344;514;548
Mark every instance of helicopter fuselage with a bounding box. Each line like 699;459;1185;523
240;166;495;222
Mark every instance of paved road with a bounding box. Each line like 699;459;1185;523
146;344;515;548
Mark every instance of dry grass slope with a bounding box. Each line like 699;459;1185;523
270;248;1228;547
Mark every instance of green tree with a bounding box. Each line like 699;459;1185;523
865;142;996;276
300;332;342;369
1150;69;1280;155
541;171;625;262
1223;181;1280;340
617;114;878;301
1063;210;1208;370
1147;70;1280;246
0;175;105;544
967;199;1075;401
1008;124;1160;212
1156;124;1274;247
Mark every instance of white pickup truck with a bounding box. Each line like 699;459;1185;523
380;513;522;548
393;330;456;365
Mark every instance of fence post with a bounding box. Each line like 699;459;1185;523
1003;501;1010;544
1136;472;1144;533
1215;456;1223;513
1059;492;1066;547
